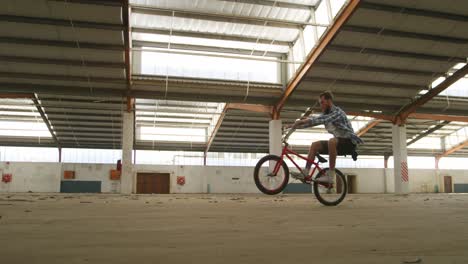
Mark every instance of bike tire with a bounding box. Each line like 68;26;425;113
254;155;289;195
313;168;347;206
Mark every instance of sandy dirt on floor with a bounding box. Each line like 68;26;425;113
0;193;467;264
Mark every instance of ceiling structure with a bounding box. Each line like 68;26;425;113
0;0;468;159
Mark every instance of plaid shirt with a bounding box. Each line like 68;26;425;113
298;105;363;145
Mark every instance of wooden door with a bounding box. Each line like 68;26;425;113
137;173;170;194
347;175;356;194
336;175;344;194
444;176;452;193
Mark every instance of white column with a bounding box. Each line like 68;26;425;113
121;111;134;194
392;124;409;194
269;120;282;156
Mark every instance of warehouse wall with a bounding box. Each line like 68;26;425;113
0;162;467;194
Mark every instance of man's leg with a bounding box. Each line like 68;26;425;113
328;138;338;170
327;138;338;181
305;141;323;171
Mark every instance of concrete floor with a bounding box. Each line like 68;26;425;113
0;193;467;264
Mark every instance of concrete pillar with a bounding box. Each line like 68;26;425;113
383;155;389;193
269;120;282;156
121;111;134;194
392;124;409;194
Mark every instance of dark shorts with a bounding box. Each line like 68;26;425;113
319;137;356;155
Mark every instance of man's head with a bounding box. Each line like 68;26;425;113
319;91;334;113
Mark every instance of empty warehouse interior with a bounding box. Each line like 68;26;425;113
1;0;468;263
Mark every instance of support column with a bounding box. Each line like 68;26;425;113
269;120;282;156
383;155;389;193
121;111;134;194
392;124;409;194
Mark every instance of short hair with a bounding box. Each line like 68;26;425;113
319;91;334;101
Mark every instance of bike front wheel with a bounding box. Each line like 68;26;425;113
313;168;347;206
254;155;289;195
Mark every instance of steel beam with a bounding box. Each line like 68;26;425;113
49;0;123;6
407;121;450;147
205;105;228;154
0;72;124;83
132;27;291;46
0;93;33;98
315;62;445;76
436;139;468;159
32;94;60;147
342;25;468;44
123;0;132;92
219;0;314;10
226;103;273;114
302;77;423;90
0;36;124;50
274;0;362;119
0;55;126;68
395;64;468;123
409;113;468;123
0;14;124;31
132;40;285;57
357;120;382;137
0;83;125;98
328;45;466;63
360;2;468;22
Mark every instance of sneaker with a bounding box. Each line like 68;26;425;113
315;175;333;183
290;169;309;180
315;170;335;184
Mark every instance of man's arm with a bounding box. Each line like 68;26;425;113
295;109;342;129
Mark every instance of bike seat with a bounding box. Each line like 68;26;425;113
317;154;327;163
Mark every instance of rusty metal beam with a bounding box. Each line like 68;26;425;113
357;120;382;137
409;113;468;123
0;93;33;98
126;96;135;113
347;111;393;121
123;0;132;92
437;139;468;159
274;0;361;119
226;103;273;114
347;111;468;124
395;64;468;124
205;105;228;154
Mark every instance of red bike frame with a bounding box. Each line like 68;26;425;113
272;145;325;182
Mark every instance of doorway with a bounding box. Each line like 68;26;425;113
136;173;170;194
347;175;357;194
444;176;452;193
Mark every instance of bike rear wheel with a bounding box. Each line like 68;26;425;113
313;168;347;206
254;155;289;195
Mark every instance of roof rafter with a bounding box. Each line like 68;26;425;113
274;0;362;118
437;139;468;159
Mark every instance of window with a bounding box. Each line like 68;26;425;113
140;49;280;83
